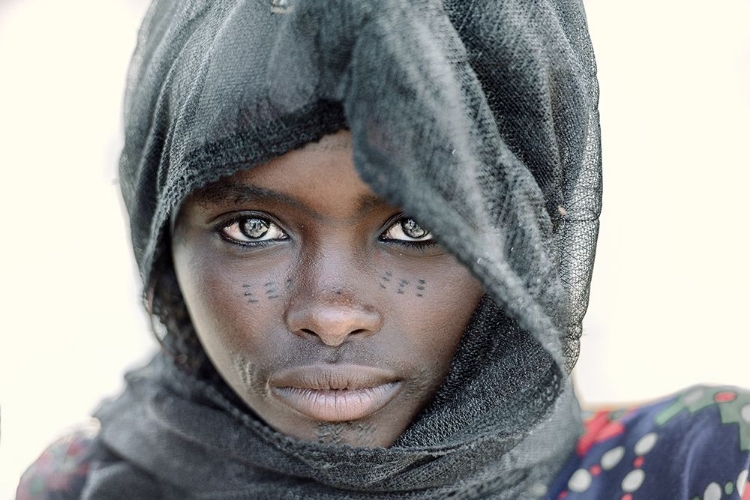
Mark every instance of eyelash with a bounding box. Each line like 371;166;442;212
215;214;288;248
215;214;436;250
378;216;436;249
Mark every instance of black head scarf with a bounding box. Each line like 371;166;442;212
88;0;602;498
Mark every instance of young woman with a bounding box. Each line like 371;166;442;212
18;0;750;498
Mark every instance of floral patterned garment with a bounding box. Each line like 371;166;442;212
17;387;750;499
546;386;750;500
16;420;99;500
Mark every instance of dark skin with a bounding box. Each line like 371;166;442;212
172;131;484;447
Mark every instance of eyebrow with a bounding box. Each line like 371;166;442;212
193;179;389;220
196;180;305;210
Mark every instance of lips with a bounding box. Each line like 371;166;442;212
269;365;402;422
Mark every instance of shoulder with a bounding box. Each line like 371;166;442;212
16;421;100;500
547;385;750;499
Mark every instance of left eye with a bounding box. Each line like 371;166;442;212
220;216;288;244
381;217;433;242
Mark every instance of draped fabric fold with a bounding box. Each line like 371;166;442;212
103;0;602;497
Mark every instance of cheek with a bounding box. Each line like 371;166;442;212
172;244;290;380
382;258;484;373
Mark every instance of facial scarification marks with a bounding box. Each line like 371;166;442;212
354;423;377;447
316;423;344;444
264;281;280;300
379;271;392;289
401;366;433;402
316;422;377;446
242;281;285;303
233;355;265;393
242;284;259;303
379;273;427;297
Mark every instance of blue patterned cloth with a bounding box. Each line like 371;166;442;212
546;386;750;500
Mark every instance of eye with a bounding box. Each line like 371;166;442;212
380;217;434;243
220;216;288;245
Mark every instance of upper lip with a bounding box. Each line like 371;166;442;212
269;364;399;390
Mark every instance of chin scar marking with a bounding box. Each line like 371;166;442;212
354;423;377;447
242;284;259;303
234;356;264;392
316;422;377;446
396;279;409;294
401;366;433;402
316;423;344;444
416;279;426;297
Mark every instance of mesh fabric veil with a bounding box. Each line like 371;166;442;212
95;0;603;497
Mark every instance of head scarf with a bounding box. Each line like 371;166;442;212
88;0;602;498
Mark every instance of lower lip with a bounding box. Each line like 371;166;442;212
272;382;401;422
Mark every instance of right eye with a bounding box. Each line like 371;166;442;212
220;216;288;245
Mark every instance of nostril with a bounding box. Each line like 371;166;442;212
298;327;367;338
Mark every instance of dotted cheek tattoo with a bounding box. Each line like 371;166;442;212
242;280;290;303
264;281;280;300
242;283;259;304
379;272;428;298
379;271;392;289
416;279;426;297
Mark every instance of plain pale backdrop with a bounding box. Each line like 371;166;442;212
1;0;748;497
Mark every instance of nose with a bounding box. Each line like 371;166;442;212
285;292;383;347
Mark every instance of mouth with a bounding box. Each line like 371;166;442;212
269;365;402;422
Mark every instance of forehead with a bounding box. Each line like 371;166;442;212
183;131;390;219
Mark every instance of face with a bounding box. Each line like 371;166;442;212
172;131;484;448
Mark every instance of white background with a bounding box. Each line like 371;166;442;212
1;0;748;497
